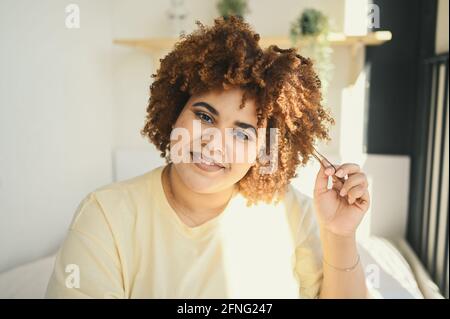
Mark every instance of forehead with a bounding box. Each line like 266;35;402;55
189;87;258;124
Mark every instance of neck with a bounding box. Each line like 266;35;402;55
163;163;235;217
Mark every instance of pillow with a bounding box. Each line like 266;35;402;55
0;254;56;299
358;236;424;299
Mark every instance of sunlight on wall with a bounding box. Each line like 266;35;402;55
344;0;369;35
340;64;367;164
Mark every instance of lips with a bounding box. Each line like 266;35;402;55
191;152;226;172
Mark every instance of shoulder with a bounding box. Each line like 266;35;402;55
285;184;314;213
283;184;315;225
92;166;161;203
282;184;319;244
69;166;164;233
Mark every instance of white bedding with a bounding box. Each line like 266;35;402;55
358;237;423;298
0;254;56;299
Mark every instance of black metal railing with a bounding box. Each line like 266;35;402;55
409;53;448;298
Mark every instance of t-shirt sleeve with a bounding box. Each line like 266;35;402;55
45;193;125;299
292;191;324;299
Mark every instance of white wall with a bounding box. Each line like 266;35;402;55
0;0;114;272
435;0;449;54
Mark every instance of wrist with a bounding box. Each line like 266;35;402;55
320;227;359;270
319;227;357;243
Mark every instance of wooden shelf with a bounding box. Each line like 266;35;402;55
113;31;392;86
113;31;392;53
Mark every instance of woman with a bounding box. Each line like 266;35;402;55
46;17;370;299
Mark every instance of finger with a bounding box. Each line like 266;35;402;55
360;189;370;207
339;173;368;197
334;163;361;179
331;175;344;192
347;184;367;205
314;159;336;196
353;189;371;210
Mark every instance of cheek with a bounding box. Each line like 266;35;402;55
170;114;199;157
174;113;193;135
229;140;258;165
228;162;253;183
173;115;204;144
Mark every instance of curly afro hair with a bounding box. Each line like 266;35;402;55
141;16;334;206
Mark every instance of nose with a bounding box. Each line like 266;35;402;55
201;138;224;160
200;128;231;164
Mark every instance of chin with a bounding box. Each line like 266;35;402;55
175;163;226;193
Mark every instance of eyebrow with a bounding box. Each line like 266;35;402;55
192;102;219;116
191;101;257;133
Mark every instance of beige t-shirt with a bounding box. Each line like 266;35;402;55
46;165;323;298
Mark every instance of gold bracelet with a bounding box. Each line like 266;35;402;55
323;254;360;272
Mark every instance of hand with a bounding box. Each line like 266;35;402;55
313;162;370;237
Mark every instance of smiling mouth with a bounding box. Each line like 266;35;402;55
190;152;226;172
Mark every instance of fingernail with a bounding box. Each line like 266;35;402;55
340;188;346;196
325;167;334;175
336;169;344;178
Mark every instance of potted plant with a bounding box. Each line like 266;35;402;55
217;0;250;20
290;9;334;104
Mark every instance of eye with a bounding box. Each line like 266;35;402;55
195;112;214;124
234;129;250;141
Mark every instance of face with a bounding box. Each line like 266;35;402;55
169;87;259;194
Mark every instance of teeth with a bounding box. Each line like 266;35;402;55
201;158;214;165
193;153;222;167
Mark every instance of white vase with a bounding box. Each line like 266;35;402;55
166;0;189;37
